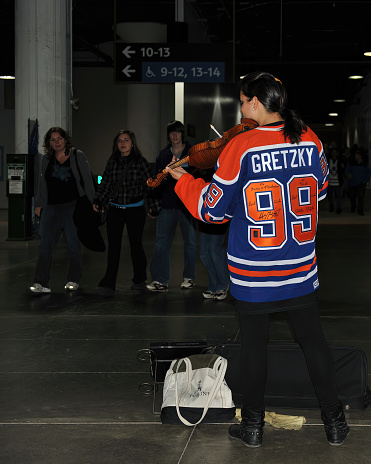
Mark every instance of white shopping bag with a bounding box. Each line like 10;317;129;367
161;353;235;426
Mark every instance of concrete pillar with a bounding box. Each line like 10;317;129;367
15;0;71;153
126;83;161;158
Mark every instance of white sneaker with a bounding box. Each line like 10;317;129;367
181;278;195;289
146;280;168;292
28;283;51;294
202;290;215;299
214;289;228;300
65;282;79;291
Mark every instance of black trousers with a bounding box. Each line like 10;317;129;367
349;183;366;214
99;205;147;290
239;303;339;413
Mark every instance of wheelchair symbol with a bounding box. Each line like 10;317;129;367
146;67;156;78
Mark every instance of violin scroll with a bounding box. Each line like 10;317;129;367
147;172;169;188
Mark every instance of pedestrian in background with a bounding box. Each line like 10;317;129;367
147;121;198;293
93;129;159;297
28;127;95;295
345;148;371;215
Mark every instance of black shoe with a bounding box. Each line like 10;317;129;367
96;286;115;298
321;403;350;446
229;410;264;448
229;423;263;448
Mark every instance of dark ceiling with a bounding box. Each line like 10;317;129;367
1;0;371;128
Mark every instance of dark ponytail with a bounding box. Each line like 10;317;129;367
240;72;307;144
281;108;307;145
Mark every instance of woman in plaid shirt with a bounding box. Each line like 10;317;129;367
93;130;159;297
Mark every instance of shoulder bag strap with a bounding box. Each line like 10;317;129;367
73;149;85;192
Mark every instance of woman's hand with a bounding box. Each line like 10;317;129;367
147;209;158;219
92;204;101;212
34;207;41;217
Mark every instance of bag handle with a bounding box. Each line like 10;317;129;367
174;356;227;426
73;149;85;192
74;149;98;203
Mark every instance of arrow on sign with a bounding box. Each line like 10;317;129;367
122;65;136;77
122;46;136;59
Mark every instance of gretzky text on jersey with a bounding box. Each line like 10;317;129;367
175;123;329;303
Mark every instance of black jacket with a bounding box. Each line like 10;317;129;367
152;141;193;209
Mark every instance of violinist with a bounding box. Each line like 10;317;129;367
146;120;198;293
166;72;349;448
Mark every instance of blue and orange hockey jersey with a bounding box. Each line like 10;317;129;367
175;122;329;303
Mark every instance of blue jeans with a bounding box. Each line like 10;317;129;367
199;224;229;292
150;207;198;285
34;201;82;287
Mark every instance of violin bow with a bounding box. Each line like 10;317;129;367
210;124;223;138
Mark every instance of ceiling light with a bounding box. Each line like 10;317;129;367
348;75;364;80
333;99;345;103
364;52;371;56
325;123;334;127
0;75;15;80
329;113;338;117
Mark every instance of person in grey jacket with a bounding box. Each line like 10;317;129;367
27;127;95;295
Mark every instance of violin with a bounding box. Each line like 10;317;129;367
147;118;258;188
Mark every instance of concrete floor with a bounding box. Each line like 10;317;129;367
0;195;370;464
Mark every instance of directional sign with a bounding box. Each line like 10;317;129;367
122;65;136;78
121;46;136;59
142;62;225;83
115;43;233;83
